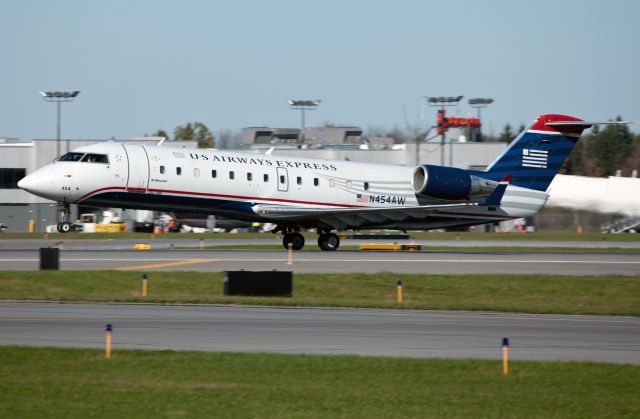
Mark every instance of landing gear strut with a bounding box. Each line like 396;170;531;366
56;202;72;233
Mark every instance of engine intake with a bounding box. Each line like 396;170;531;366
412;165;496;200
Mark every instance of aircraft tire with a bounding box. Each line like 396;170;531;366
283;233;305;250
56;223;63;233
318;233;339;251
60;222;71;233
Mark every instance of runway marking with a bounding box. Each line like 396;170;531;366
112;259;216;271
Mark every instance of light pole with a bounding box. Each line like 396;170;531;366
425;96;463;165
288;99;321;143
40;91;80;157
468;98;493;141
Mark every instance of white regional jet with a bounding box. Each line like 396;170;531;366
17;114;607;251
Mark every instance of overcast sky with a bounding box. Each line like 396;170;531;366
1;0;638;140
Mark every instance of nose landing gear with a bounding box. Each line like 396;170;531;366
56;202;72;233
276;226;305;250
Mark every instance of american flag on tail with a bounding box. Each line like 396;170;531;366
522;149;548;168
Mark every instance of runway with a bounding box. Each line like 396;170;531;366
2;237;640;250
1;248;639;275
1;302;638;364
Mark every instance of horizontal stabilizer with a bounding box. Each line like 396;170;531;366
546;121;633;127
481;175;511;206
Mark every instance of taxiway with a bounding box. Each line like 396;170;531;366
1;248;639;275
1;302;637;364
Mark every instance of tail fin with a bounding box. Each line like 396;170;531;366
478;114;592;191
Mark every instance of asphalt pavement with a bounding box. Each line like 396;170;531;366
1;302;637;364
2;237;640;250
1;248;639;275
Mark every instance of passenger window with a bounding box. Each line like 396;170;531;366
194;168;200;177
314;178;319;186
229;171;235;180
176;167;182;175
329;179;335;188
81;153;109;163
247;172;253;181
280;175;285;184
346;180;352;188
211;169;217;178
364;182;369;191
160;165;165;174
297;176;302;185
263;174;269;182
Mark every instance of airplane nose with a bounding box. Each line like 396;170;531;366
17;174;35;190
17;172;56;199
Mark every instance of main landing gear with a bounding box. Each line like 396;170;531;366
56;202;72;233
317;232;340;251
273;225;340;251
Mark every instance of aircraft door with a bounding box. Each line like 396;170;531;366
124;144;150;191
276;167;289;192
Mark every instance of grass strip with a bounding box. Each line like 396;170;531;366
0;346;638;418
1;271;638;316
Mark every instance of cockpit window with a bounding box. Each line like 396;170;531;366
58;152;85;162
81;153;109;164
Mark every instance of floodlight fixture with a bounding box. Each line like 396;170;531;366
288;99;321;109
287;99;321;142
425;95;463;107
468;97;493;106
39;90;81;156
40;90;80;101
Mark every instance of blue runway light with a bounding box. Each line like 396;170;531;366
396;280;403;287
502;337;509;347
106;324;113;332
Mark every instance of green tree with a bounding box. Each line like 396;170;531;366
174;122;215;148
586;116;632;176
498;123;514;143
153;129;170;140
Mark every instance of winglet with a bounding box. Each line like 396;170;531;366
482;175;511;206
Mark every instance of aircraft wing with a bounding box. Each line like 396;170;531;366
253;202;474;218
252;178;510;229
252;202;484;229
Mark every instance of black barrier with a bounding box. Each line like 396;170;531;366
223;271;292;297
40;247;60;270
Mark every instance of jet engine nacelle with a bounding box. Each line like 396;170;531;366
412;165;497;200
